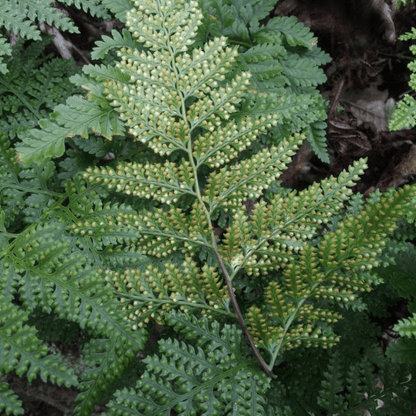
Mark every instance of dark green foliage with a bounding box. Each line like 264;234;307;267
0;37;79;140
1;0;416;415
318;349;416;415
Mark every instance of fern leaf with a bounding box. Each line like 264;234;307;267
17;95;125;165
0;36;12;74
0;294;78;387
84;158;196;204
389;94;416;130
105;312;270;416
203;135;303;212
0;2;41;41
317;353;348;414
54;95;126;139
104;258;231;328
100;0;132;21
0;39;79;139
91;29;141;60
393;314;416;338
266;16;317;49
16;118;68;165
386;337;416;364
60;0;110;18
21;0;78;34
246;182;413;358
280;54;327;88
239;44;287;63
0;381;24;416
74;334;139;416
305;120;329;164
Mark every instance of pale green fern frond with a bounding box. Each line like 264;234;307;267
66;0;416;384
245;185;413;365
394;314;416;338
103;257;231;328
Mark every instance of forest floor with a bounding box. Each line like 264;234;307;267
276;0;416;195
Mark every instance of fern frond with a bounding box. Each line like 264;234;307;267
246;184;414;361
266;16;317;49
202;135;303;212
60;0;110;18
54;95;126;140
317;353;348;414
386;337;416;364
104;257;231;328
239;43;287;63
16;118;69;165
318;348;416;415
394;314;416;338
0;381;24;416
100;0;132;21
106;311;270;416
0;39;79;139
0;293;78;387
305;120;329;164
91;29;140;60
0;2;41;41
0;36;12;74
85;158;196;204
280;54;327;88
389;94;416;130
74;334;139;416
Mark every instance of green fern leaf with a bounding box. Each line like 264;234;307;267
280;54;327;88
239;44;287;63
16;118;68;165
54;95;126;139
394;314;416;338
74;334;139;416
317;353;346;414
386;338;416;364
305;120;329;164
100;0;133;21
91;29;141;60
0;381;24;416
105;312;270;416
0;294;78;386
60;0;111;18
0;2;41;41
389;94;416;130
0;36;12;74
266;16;317;49
22;0;78;34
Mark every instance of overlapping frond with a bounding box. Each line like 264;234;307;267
103;257;231;329
105;312;270;416
245;185;413;359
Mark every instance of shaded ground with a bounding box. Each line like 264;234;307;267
276;0;416;194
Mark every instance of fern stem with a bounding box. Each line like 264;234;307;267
268;297;308;369
212;237;275;378
0;79;43;120
164;33;274;378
